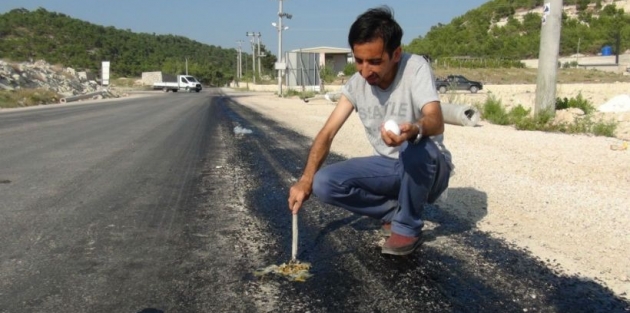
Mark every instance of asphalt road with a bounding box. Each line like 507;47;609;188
0;89;628;313
0;91;254;312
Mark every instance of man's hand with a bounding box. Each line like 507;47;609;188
381;122;420;147
288;179;313;215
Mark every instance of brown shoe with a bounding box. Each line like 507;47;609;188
381;232;421;256
381;223;392;237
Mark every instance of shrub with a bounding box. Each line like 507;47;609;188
562;61;579;69
555;115;617;137
555;92;594;114
507;105;530;124
319;62;337;83
591;120;617;137
343;63;356;76
561;115;592;134
481;96;511;125
284;89;315;99
478;94;618;138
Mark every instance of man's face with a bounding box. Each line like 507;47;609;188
352;38;401;89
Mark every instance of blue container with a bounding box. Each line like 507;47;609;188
601;45;613;56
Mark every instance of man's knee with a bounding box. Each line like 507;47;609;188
401;139;438;167
312;168;335;203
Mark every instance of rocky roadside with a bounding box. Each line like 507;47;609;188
0;59;126;106
439;83;630;141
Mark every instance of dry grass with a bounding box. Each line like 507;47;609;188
51;63;65;73
111;77;137;88
0;89;60;108
8;63;22;72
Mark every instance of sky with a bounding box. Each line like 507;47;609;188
0;0;490;56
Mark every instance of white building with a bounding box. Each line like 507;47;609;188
290;46;353;75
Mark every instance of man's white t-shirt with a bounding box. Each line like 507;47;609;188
341;53;453;168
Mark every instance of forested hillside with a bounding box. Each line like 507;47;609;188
406;0;630;62
0;8;276;86
2;1;629;81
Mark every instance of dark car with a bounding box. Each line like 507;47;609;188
435;75;483;94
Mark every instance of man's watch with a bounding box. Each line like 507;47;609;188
410;123;422;145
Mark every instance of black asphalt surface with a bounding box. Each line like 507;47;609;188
0;89;628;313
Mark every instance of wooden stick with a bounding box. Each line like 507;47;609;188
292;213;298;261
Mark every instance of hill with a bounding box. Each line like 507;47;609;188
405;0;630;61
0;8;276;86
2;2;630;86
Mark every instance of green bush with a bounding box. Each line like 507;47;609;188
561;115;591;134
554;115;617;137
479;94;618;138
507;105;530;124
511;106;555;131
284;89;315;99
343;63;357;76
591;120;617;137
555;92;594;114
481;96;511;125
320;62;337;83
562;61;579;69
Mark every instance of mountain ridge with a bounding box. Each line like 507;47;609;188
405;0;630;60
0;8;276;85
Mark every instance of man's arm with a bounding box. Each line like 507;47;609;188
288;95;355;214
416;101;444;137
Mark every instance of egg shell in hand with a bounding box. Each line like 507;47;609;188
384;119;401;135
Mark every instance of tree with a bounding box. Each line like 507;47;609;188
0;8;239;82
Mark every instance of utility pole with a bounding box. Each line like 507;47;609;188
256;32;263;79
246;32;257;84
576;37;581;64
534;0;563;116
273;0;292;97
185;57;188;75
236;40;244;79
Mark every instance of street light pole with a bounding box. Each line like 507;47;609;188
278;1;283;96
185;57;188;75
273;0;291;97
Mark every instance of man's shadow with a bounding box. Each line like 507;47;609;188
342;186;488;241
422;186;487;240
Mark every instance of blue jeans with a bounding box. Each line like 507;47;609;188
312;138;451;237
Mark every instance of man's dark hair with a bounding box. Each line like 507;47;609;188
348;6;403;57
